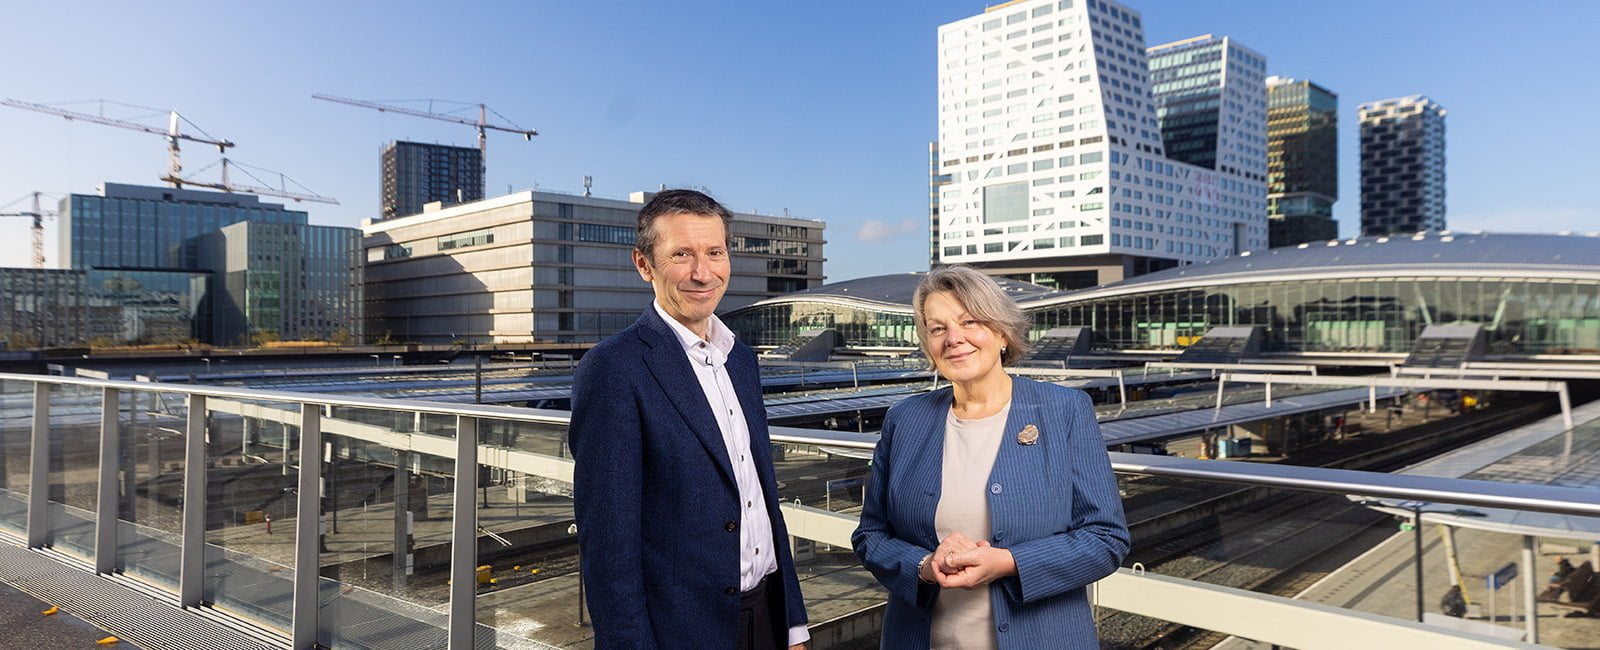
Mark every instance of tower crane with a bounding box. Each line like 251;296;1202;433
3;98;336;204
311;93;538;169
0;192;57;268
1;98;233;188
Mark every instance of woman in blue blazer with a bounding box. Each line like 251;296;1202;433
852;265;1129;649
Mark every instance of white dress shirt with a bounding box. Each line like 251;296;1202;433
654;302;808;646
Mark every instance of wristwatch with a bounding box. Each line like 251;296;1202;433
917;553;935;583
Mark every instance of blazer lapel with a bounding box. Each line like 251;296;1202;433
988;378;1045;530
636;309;736;487
912;388;953;543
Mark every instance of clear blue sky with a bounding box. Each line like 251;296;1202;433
2;1;1596;281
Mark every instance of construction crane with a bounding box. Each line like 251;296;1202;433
311;93;537;169
166;158;339;205
1;98;234;188
3;98;336;204
0;192;56;268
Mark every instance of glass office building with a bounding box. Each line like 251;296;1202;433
0;268;210;348
1266;77;1339;247
725;233;1600;358
195;222;362;345
58;183;308;271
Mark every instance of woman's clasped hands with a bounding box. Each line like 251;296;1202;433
921;532;1018;590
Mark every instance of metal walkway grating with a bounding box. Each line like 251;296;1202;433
0;542;281;650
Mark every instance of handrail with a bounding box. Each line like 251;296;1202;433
771;428;1600;519
0;372;572;425
8;372;1599;518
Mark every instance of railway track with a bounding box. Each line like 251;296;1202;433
1096;397;1554;649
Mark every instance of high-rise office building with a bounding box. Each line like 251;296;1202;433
380;141;485;220
934;0;1268;289
1359;95;1446;236
1148;35;1269;181
929;142;952;267
1266;76;1339;247
362;189;825;344
57;183;308;270
195;222;363;345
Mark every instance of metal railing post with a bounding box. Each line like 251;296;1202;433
179;394;207;607
290;404;323;649
26;382;49;548
448;415;479;649
94;387;120;574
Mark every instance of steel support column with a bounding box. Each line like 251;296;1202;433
290;405;322;649
1521;535;1538;644
448;416;479;649
26;383;49;547
93;387;120;574
179;394;207;607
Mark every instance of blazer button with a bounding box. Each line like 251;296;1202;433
990;483;1002;495
994;531;1004;541
998;622;1009;633
726;521;738;532
725;586;737;596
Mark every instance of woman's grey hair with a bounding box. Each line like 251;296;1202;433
912;265;1031;366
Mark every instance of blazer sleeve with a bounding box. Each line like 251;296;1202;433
568;350;658;649
1000;389;1130;604
851;404;940;613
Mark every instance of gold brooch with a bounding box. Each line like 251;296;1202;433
1017;424;1039;445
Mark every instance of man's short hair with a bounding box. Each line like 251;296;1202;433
635;189;734;262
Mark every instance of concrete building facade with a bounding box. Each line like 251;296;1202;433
1266;76;1339;247
1359;95;1447;236
934;0;1268;290
361;189;825;344
380;141;485;220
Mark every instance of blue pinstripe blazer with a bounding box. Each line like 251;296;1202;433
852;376;1129;650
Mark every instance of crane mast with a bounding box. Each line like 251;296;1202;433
0;192;56;269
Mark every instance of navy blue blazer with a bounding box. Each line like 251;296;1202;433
568;306;808;649
852;376;1129;650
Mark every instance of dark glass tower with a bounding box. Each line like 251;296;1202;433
380;141;485;219
1266;77;1339;247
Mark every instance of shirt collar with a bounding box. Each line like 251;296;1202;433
652;300;735;356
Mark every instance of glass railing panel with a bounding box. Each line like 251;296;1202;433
0;379;32;538
115;389;190;592
1104;469;1598;647
202;397;304;634
482;418;567;460
314;407;457;648
474;414;579;649
47;383;100;560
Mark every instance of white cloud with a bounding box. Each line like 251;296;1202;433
856;218;921;244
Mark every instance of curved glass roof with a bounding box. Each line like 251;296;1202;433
744;272;1053;311
738;233;1600;314
1032;232;1600;306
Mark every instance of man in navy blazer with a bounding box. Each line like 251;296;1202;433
569;190;809;650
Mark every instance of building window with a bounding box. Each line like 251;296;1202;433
438;229;494;251
983;181;1029;223
577;223;636;245
384;244;413;260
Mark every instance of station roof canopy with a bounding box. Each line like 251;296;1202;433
1027;232;1600;307
738;232;1600;314
746;272;1054;311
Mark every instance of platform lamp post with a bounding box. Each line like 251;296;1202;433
1361;499;1486;622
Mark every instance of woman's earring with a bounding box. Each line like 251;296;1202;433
1002;346;1008;355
